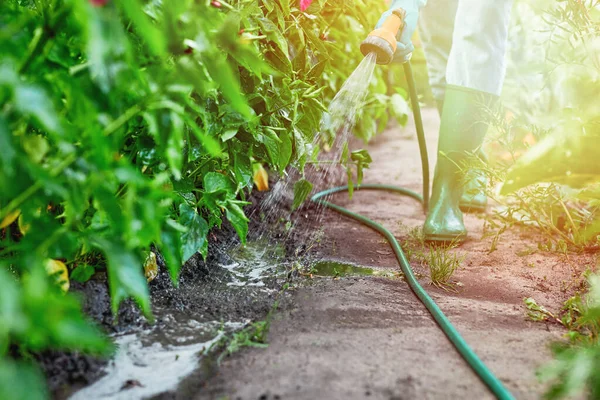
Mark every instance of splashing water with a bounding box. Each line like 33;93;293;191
303;51;378;225
318;52;378;162
253;53;378;246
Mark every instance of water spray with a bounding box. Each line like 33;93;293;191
310;10;515;400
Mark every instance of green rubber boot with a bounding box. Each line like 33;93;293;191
458;150;488;213
424;85;497;242
434;95;488;214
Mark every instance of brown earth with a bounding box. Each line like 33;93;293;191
195;108;595;399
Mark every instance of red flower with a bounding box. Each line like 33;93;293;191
89;0;108;6
300;0;313;11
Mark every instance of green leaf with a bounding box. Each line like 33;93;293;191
307;59;328;82
390;93;410;126
221;128;238;142
0;360;47;400
262;134;280;167
204;53;252;118
347;168;354;199
292;179;313;211
22;135;49;164
350;149;373;163
264;45;292;75
85;2;132;93
160;220;184;283
502;128;600;194
278;130;293;172
94;238;151;318
258;18;289;58
275;0;290;17
0;117;15;176
180;112;222;156
119;0;167;57
176;57;214;97
70;264;95;283
19;266;111;353
166;112;184;180
204;172;234;194
14;85;61;134
179;203;209;261
234;152;252;188
0;268;21;349
351;148;373;184
225;201;248;244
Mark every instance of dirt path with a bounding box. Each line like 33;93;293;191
192;108;593;399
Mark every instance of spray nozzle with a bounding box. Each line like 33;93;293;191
360;8;406;65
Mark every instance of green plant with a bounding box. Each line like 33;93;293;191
422;241;465;291
399;224;425;261
524;297;563;323
496;2;600;397
216;293;284;363
0;0;411;395
537;275;600;399
398;224;463;288
462;0;600;254
216;320;270;364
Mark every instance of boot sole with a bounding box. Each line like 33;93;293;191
424;232;466;244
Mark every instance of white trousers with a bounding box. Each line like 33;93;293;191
418;0;513;98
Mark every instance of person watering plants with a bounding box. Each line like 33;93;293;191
367;0;513;242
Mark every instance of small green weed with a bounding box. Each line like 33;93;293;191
216;320;270;364
399;224;426;262
524;297;562;324
398;225;463;289
423;241;465;291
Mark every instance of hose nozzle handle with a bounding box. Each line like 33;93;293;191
384;9;407;40
360;8;406;65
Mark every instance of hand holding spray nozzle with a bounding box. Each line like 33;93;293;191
360;8;407;65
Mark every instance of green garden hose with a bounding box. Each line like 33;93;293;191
310;62;515;400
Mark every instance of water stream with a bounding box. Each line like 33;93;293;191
318;51;378;163
256;52;378;240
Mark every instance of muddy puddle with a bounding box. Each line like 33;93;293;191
311;260;397;278
70;319;245;400
68;240;287;400
220;239;286;288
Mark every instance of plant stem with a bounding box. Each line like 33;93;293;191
103;104;143;137
19;27;49;75
18;6;70;75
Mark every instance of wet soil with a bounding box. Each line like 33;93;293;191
190;108;596;399
42;212;296;399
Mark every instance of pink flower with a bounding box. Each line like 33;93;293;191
300;0;313;11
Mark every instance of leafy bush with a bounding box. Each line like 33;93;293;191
497;0;600;397
538;275;600;399
0;0;411;395
476;0;600;253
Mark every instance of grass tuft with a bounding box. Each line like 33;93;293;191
423;240;465;291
